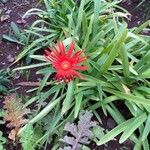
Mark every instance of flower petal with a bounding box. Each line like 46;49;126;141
67;41;75;57
57;41;66;56
73;65;88;71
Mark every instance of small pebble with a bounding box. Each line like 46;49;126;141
7;54;15;62
17;46;19;50
14;72;21;79
107;118;116;129
1;62;6;65
6;9;12;14
137;21;141;24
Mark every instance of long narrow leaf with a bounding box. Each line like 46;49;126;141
100;25;128;73
119;113;147;143
104;88;150;106
74;92;83;118
62;81;74;114
97;118;134;145
142;114;150;141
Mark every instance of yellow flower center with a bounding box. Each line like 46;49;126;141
61;61;71;70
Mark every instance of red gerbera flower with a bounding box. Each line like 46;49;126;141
44;41;88;82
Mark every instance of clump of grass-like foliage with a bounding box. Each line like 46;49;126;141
1;0;150;149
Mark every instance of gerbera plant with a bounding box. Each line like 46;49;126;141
44;41;88;82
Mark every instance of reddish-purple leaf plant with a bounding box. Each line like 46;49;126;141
59;111;96;150
3;93;30;141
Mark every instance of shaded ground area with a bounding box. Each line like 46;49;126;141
0;0;149;149
121;0;150;28
0;0;37;69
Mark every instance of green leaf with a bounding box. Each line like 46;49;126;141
89;60;101;72
62;81;74;115
74;92;83;118
140;68;150;78
38;72;52;91
100;24;128;73
82;15;94;49
142;114;150;141
136;86;150;95
106;105;125;124
142;139;149;150
19;95;64;134
29;55;46;61
2;34;24;45
97;118;134;145
19;124;43;150
142;139;150;150
120;43;130;77
104;88;150;106
119;113;147;143
0;131;6;149
36;67;55;74
24;84;62;108
134;20;150;34
14;34;55;63
128;32;149;45
75;0;85;36
82;146;91;150
92;0;101;36
29;98;61;123
13;63;50;71
92;125;104;141
19;124;35;150
11;22;20;38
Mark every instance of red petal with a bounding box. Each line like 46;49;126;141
45;50;59;60
44;49;51;56
57;41;65;56
71;51;82;62
73;70;84;79
67;41;75;57
44;54;56;63
73;65;88;70
47;47;59;57
77;56;87;63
